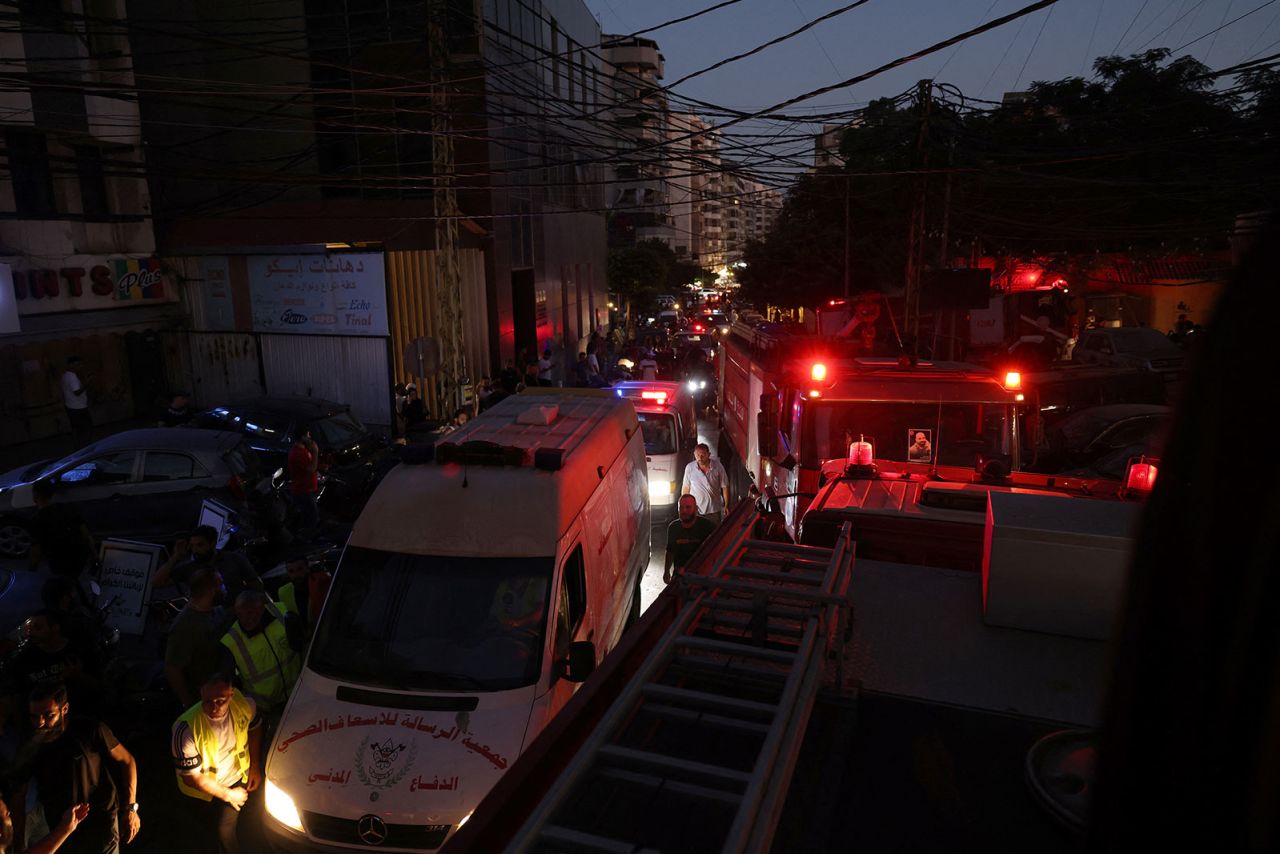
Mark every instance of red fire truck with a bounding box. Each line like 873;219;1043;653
719;318;1035;534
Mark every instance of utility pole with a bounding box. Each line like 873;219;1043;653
430;0;465;418
903;79;932;350
843;172;851;300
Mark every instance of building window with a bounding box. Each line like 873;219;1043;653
6;131;56;217
75;145;110;220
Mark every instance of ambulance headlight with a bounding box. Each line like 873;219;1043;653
458;810;474;829
649;480;674;500
687;380;698;392
265;779;305;832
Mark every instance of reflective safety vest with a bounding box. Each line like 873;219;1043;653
220;610;300;712
279;582;300;618
173;689;254;801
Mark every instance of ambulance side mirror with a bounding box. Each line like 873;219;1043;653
757;395;779;459
560;641;596;683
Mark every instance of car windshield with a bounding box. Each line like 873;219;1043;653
637;412;678;455
309;548;554;692
803;401;1013;468
1110;327;1176;353
311;412;366;448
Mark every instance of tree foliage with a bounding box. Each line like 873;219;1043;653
739;50;1280;309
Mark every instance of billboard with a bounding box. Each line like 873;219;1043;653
247;253;388;336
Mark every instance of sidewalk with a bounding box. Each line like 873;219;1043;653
0;415;155;474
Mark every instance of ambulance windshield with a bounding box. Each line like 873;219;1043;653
310;549;554;691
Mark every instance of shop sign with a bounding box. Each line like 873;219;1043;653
5;256;175;315
247;253;388;336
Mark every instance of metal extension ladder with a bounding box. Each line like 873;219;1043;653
506;518;855;854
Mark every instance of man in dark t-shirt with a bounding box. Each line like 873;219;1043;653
11;682;141;853
153;525;262;602
28;480;94;579
664;494;717;584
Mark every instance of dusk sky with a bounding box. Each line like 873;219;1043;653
582;0;1278;173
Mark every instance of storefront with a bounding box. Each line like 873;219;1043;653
0;257;184;446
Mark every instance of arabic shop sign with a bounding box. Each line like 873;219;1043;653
5;256;176;315
247;253;388;336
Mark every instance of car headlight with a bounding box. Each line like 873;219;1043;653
265;779;305;832
699;381;707;389
649;480;674;499
687;381;698;392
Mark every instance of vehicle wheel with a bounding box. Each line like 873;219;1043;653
0;518;31;558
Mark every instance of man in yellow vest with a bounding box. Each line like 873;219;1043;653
171;673;262;854
219;591;300;716
278;551;331;637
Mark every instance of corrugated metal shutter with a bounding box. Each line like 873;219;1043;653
385;248;489;419
259;334;389;426
186;332;263;406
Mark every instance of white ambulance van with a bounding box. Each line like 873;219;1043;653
262;391;650;852
612;381;697;519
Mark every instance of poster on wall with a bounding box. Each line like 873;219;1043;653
247;253;388;336
201;256;236;331
4;256;175;316
0;263;20;335
98;539;165;636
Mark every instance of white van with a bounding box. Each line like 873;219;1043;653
262;391;651;852
612;381;696;519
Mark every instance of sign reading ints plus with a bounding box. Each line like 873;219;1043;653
5;257;175;315
247;253;388;336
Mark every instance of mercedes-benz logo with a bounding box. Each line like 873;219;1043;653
357;814;388;845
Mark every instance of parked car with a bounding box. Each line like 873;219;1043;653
0;429;268;557
187;396;389;520
1041;404;1172;475
1071;327;1186;381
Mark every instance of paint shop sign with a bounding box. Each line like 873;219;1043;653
5;256;174;314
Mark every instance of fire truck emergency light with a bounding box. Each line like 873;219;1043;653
641;391;668;403
1125;456;1158;496
811;363;827;382
849;438;874;467
1003;371;1022;390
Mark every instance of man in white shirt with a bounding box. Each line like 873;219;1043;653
536;348;554;386
639;352;659;382
681;443;731;524
61;356;92;449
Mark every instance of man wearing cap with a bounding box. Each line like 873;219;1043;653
61;356;91;449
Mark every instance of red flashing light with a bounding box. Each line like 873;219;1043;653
640;391;668;403
828;298;847;307
1003;371;1022;390
694;323;705;333
1125;458;1158;495
811;363;828;382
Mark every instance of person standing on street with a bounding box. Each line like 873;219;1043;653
61;357;91;450
28;480;95;583
681;443;730;524
278;551;332;637
218;591;300;717
9;682;140;854
663;495;716;584
171;674;263;854
639;351;659;381
153;526;261;603
537;348;554;386
287;429;320;534
163;570;231;709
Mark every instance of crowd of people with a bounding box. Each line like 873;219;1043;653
1;472;333;853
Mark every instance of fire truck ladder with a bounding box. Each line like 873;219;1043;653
506;521;855;854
